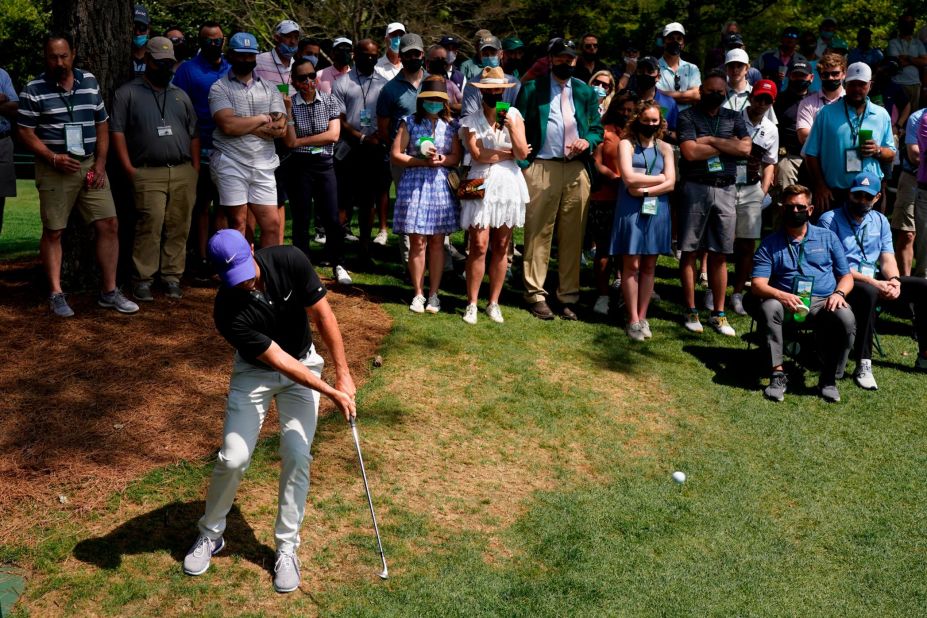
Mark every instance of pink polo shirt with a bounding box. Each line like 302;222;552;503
317;65;351;94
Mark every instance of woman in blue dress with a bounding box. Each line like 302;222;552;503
391;76;462;314
608;100;676;341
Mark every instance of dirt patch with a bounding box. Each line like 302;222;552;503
0;260;391;542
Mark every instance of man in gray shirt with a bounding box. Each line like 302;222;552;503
208;32;286;247
111;37;200;301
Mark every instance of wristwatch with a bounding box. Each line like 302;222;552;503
833;290;846;298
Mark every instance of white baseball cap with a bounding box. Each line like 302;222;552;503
274;20;300;35
332;37;353;49
385;22;405;37
663;22;686;37
845;61;872;83
725;49;750;65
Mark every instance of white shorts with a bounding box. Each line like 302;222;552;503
210;150;278;207
734;182;764;240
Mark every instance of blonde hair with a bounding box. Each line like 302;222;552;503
588;70;615;113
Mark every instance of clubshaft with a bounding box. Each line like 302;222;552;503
350;419;388;578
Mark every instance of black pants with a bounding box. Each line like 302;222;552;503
335;142;389;254
285;153;344;268
847;277;927;360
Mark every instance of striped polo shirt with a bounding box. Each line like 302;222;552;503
18;69;109;155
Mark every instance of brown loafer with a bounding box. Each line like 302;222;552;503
529;300;555;320
560;304;578;321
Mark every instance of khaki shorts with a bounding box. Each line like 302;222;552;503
36;157;116;230
891;170;918;232
734;182;764;239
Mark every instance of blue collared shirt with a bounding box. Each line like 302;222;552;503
0;68;18;134
376;71;421;142
818;206;893;270
537;78;572;159
752;224;850;296
173;53;231;148
656;57;701;112
804;97;895;189
903;108;926;173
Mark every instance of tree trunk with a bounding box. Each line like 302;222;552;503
52;0;133;291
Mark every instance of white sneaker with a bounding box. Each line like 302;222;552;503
709;314;736;337
334;265;353;285
684;311;704;333
486;302;504;323
731;292;747;316
425;293;441;313
704;288;714;312
344;233;360;242
627;321;647;341
409;294;426;313
373;229;388;246
592;295;610;315
698;272;708;286
640;319;653;339
462;303;478;324
314;232;327;245
854;359;878;390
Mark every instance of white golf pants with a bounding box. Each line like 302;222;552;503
198;347;323;553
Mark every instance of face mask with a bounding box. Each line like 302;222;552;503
624;56;635;66
550;63;574;80
482;91;502;107
51;66;68;81
231;59;257;76
133;34;149;48
355;56;376;75
637;74;656;91
482;55;500;68
900;23;915;36
785;209;810;227
594;85;607;99
146;66;174;87
636;121;659;137
278;43;298;57
335;50;352;66
790;79;810;93
170;38;189;60
402;58;422;73
390;36;402;52
428;60;447;75
821;78;841;92
447;51;457;65
665;41;682;56
820;30;834;40
702;91;726;108
200;38;223;61
582;51;597;61
655;37;663;48
422;101;444;115
303;54;319;66
849;197;874;216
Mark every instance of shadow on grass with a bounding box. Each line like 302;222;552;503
73;502;275;573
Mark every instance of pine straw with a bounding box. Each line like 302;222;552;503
0;261;391;542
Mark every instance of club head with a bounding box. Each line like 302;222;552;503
378;566;389;580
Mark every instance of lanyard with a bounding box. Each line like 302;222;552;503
57;86;75;121
150;85;167;122
843;100;864;146
273;51;290;86
638;141;658;175
726;92;748;112
787;235;809;275
843;207;869;261
359;74;374;107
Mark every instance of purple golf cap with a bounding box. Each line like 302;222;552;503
207;229;256;287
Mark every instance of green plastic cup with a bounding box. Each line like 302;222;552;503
495;101;510;125
858;129;873;143
276;83;289;94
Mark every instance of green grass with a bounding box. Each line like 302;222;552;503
4;230;927;615
1;180;41;261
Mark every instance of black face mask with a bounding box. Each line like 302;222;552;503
785;209;810;227
428;60;447;75
821;79;841;92
170;38;189;61
481;91;502;107
789;79;810;93
51;66;69;81
849;198;874;216
582;51;597;61
402;58;423;73
231;59;256;76
900;23;915;36
636;74;656;92
355;57;376;75
701;91;726;108
200;39;223;61
146;66;174;87
335;50;352;67
636;121;659;137
665;41;682;56
550;63;575;80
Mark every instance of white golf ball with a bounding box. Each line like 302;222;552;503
672;471;686;483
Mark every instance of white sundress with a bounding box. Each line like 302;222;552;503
458;107;530;229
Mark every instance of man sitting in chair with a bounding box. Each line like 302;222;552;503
749;184;856;403
818;172;927;390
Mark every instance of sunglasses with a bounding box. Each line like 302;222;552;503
293;72;317;82
674;74;681;91
819;70;842;78
584;43;598;49
591;79;612;90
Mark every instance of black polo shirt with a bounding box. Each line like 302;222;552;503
678;105;748;185
214;246;326;368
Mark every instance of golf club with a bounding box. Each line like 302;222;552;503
349;417;389;579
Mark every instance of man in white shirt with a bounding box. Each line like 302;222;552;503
375;22;404;81
888;13;927;109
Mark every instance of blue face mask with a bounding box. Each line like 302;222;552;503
133;34;149;48
594;85;607;99
482;55;500;68
303;55;318;66
279;43;298;57
422;101;444;115
390;36;401;52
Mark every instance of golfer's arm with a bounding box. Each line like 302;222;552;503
307;297;351;380
257;341;339;398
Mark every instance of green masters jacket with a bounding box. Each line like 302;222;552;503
514;75;604;169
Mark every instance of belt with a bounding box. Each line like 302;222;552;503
138;160;189;168
690;176;735;188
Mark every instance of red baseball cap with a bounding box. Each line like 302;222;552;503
752;79;778;101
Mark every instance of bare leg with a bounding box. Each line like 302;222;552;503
622;254;640;324
680;251;697;309
277;205;286;245
378;190;389;233
465;226;489;304
93;216;120;292
639;255;657;320
487;226;512;304
223;204;248;236
732;238;755;294
594;253;612;295
427;234;445;296
250;204;281;248
708;251;728;312
896;231;915;277
408;234;427;297
40;228;64;294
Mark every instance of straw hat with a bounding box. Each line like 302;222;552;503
417;78;449;100
470;66;515;89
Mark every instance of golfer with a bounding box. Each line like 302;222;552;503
183;228;356;593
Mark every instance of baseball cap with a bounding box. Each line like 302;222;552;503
133;4;149;26
274;20;300;35
724;33;744;49
207;230;256;287
385;22;405;37
752;79;778;100
332;37;353;49
663;22;685;37
502;37;524;51
439;35;460;48
789;61;811;76
829;36;849;51
146;36;175;61
399;33;424;53
479;35;502;51
846;61;872;83
548;38;577;57
851;171;881;196
782;26;800;38
725;49;750;65
229;32;260;54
